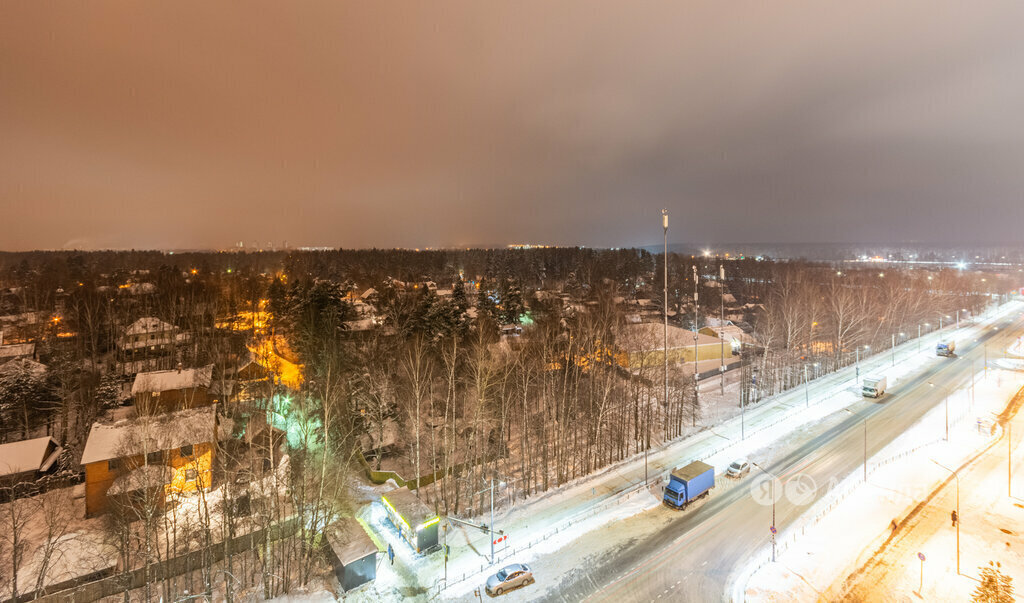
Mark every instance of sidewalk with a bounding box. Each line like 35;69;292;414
741;362;1024;601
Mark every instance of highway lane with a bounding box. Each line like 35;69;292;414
546;309;1024;602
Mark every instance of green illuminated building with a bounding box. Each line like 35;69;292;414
381;487;440;554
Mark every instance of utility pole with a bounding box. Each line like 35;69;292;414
1010;422;1013;498
720;264;726;395
855;347;860;385
753;463;778;562
693;264;699;423
740;343;746;440
932;461;960;575
803;364;809;408
490;477;495;563
862;419;867;481
658;209;668;484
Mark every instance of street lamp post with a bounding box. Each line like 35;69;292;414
918;324;921;353
931;460;960;575
803;364;809;408
929;382;950;441
752;462;779;562
693;264;699;425
891;333;896;366
720;264;726;396
658;209;668;485
843;408;868;481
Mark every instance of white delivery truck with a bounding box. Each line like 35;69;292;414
862;376;887;398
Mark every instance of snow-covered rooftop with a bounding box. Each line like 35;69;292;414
80;405;229;465
0;357;47;377
327;518;379;566
131;364;213;395
616;323;724;351
0;436;62;476
124;317;178;336
0;342;34;358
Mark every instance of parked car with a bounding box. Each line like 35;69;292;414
486;563;534;596
727;459;750;478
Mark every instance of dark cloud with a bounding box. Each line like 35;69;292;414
2;1;1023;250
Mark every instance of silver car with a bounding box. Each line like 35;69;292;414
486;563;534;596
727;459;750;478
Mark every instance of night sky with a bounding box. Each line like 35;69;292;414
2;2;1024;251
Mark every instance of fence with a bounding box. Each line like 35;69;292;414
431;477;654;597
3;517;299;603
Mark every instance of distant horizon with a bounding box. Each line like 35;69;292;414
2;240;1023;255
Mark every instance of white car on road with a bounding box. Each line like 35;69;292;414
486;563;534;596
727;459;750;478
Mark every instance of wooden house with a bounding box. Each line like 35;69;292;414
79;405;229;517
131;365;214;414
0;436;63;489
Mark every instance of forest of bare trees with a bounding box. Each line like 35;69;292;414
0;248;1015;600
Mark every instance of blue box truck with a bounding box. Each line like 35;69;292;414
663;461;715;509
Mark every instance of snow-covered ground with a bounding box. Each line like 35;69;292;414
740;361;1024;601
318;303;1024;601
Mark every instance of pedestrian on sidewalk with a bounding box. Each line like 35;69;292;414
890;519;898;534
951;510;958;527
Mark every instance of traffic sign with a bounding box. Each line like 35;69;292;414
770;525;777;535
917;552;926;561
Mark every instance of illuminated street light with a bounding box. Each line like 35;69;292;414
842;408;867;481
751;462;780;563
931;460;960;575
928;382;952;441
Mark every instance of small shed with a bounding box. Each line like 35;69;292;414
0;436;62;487
381;487;439;553
325;519;378;592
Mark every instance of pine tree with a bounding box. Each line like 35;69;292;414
501;278;525;325
477;278;498;322
452;275;468;315
973;561;1014;603
95;373;124;412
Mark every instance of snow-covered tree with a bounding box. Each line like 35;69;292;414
973;561;1014;603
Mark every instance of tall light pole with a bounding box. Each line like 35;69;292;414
720;264;726;395
932;460;960;575
891;333;896;366
803;364;810;408
752;462;779;562
693;264;699;425
918;324;921;353
843;408;868;481
929;382;950;441
658;210;668;485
